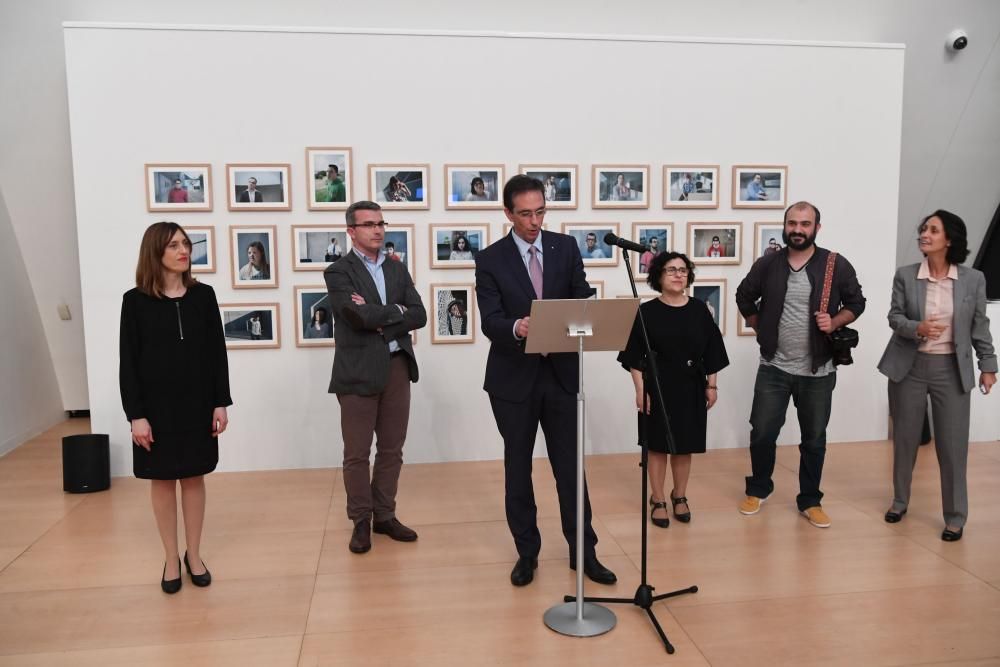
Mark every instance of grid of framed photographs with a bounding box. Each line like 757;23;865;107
142;153;793;347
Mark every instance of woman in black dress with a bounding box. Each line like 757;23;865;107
618;252;729;527
120;222;232;593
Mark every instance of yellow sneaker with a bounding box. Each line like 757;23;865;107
738;495;766;515
801;506;831;528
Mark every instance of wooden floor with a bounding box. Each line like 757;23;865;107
1;420;999;666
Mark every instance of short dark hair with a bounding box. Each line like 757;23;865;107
920;209;970;264
784;201;821;225
470;177;484;190
647;251;695;291
346;200;382;226
328;164;339;175
503;175;545;210
385;241;395;250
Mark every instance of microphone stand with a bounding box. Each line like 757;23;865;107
565;248;697;654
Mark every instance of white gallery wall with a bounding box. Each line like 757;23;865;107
66;24;912;475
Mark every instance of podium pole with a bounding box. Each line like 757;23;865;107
543;326;616;637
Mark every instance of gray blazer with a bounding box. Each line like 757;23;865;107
324;252;426;396
877;263;996;392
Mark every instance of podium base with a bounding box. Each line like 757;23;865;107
543;602;616;637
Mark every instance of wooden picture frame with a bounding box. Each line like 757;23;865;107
687;222;743;266
430;283;476;344
185;225;216;274
631;222;675;280
368;163;430;210
229;225;278;289
291;224;352;272
732;165;787;209
145;163;212;212
294;286;334;347
226;163;291;211
429;224;489;269
444;164;504;210
689;277;727;335
219;303;280;349
305;147;352;210
561;222;621;267
753;222;785;261
518;164;578;209
663;164;719;209
592;164;650;209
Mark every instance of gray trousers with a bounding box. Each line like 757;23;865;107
888;353;971;527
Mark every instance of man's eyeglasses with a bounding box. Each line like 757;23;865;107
664;267;689;276
351;222;389;229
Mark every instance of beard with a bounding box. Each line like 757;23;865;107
782;228;816;250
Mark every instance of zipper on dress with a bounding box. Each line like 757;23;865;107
175;302;184;340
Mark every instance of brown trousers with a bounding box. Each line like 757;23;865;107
337;355;411;524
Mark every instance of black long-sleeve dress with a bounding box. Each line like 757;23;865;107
617;298;729;454
119;282;232;479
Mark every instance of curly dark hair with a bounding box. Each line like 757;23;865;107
646;251;695;291
919;209;969;265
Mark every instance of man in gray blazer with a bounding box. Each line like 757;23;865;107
325;201;427;554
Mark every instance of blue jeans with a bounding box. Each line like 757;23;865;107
745;364;837;511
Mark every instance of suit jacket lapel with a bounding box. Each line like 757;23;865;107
345;253;384;305
952;268;968;323
915;269;927;322
504;234;538;301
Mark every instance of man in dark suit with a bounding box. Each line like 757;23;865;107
475;175;616;587
238;177;264;203
324;201;427;554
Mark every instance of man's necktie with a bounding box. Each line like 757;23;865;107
528;246;543;299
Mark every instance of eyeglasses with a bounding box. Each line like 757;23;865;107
351;222;389;229
664;267;689;276
513;208;546;221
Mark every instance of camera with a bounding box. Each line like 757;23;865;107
947;29;969;52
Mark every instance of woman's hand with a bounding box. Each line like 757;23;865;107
131;418;153;451
980;372;997;395
212;407;229;437
706;386;718;409
635;390;650;414
916;318;947;340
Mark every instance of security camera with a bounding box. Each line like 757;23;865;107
946;29;968;52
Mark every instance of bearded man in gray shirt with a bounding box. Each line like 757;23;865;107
734;201;866;528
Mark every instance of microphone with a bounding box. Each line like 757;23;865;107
604;232;648;253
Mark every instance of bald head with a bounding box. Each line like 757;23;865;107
784;201;821;226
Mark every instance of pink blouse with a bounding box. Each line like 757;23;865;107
917;259;958;354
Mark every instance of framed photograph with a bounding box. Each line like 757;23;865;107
732;165;787;209
185;226;216;274
562;223;620;267
754;222;785;261
737;314;756;337
220;303;280;349
368;164;430;210
592;165;650;209
519;164;577;209
663;165;719;209
445;164;504;209
689;278;727;335
429;224;489;270
430;283;476;344
226;163;291;211
383;223;416;280
590;280;605;299
687;222;743;265
306;147;352;210
631;222;675;279
145;163;212;212
294;286;334;347
291;225;351;271
230;225;278;289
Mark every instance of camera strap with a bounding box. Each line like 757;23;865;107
820;251;837;314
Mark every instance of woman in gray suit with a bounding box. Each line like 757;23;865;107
878;210;996;541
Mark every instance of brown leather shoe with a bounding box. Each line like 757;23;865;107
349;519;371;553
373;517;418;542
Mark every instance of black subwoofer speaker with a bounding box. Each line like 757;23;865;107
62;434;111;493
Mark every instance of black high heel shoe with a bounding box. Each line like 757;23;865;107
670;490;692;523
884;508;906;523
161;559;182;594
184;551;212;587
649;495;670;528
941;527;963;542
